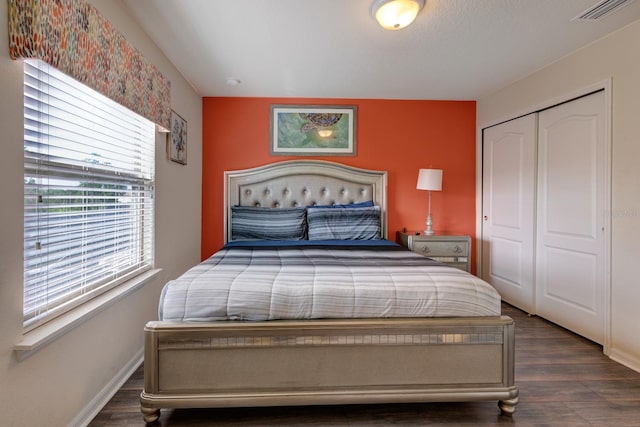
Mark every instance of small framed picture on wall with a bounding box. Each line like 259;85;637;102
168;110;187;165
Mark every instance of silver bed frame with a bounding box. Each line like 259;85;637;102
140;160;518;423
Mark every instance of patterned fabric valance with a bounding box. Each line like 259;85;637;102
8;0;171;130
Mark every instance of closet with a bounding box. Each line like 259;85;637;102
481;91;607;344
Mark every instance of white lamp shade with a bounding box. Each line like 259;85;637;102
416;169;443;191
370;0;425;30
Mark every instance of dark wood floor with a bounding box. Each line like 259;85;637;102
89;303;640;426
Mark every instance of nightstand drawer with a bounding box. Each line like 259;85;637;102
396;231;472;272
412;241;468;257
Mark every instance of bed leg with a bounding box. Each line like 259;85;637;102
141;405;160;424
498;396;519;415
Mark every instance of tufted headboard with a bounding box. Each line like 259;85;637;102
224;160;388;243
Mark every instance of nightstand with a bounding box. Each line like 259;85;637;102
396;231;471;272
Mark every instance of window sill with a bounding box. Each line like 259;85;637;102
15;268;161;361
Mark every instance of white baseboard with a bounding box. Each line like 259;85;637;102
70;347;144;427
609;348;640;374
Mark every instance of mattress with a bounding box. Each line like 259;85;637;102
159;240;501;322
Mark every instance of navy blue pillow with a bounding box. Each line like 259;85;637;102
307;206;381;240
231;206;307;240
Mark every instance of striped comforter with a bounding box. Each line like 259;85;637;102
159;242;501;321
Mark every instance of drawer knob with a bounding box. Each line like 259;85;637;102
453;245;462;253
420;246;430;254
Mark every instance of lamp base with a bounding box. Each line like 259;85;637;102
424;212;435;235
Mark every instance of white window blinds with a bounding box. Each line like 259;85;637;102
23;60;155;329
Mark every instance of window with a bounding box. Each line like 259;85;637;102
23;60;155;330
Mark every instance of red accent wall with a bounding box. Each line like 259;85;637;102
202;97;477;265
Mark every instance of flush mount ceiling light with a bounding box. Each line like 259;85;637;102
370;0;425;30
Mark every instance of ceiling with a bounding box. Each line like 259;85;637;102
122;0;640;100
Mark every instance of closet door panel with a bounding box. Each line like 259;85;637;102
536;91;605;344
541;247;598;311
481;114;536;313
544;119;598;237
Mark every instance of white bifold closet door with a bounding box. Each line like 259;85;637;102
535;92;606;344
482;91;606;344
482;114;536;314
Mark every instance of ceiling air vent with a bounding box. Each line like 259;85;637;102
574;0;635;20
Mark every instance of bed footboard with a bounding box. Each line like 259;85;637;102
140;316;518;423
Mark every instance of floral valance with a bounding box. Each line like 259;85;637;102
8;0;171;130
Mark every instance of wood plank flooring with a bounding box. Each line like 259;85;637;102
89;303;640;426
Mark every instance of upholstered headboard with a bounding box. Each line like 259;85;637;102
224;160;388;243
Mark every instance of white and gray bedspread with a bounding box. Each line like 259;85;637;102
159;241;501;321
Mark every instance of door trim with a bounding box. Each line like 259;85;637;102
476;79;612;355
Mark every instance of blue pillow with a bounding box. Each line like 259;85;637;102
307;206;381;240
231;206;307;240
311;200;374;209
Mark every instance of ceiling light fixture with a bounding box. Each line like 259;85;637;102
370;0;425;30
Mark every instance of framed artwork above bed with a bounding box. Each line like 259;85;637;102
270;105;357;156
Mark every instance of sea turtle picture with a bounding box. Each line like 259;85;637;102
298;112;343;134
272;106;355;154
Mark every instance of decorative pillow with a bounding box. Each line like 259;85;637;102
311;200;374;209
231;206;307;241
307;206;381;240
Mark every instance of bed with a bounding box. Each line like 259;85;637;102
140;160;518;423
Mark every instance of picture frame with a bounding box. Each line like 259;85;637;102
270;105;357;156
167;110;187;165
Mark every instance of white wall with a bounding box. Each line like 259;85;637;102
477;20;640;372
0;1;202;425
